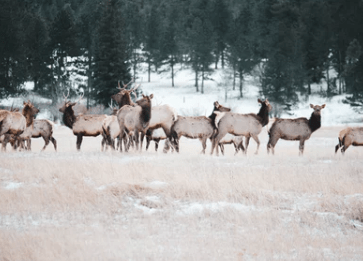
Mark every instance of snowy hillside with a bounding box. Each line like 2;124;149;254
1;63;361;126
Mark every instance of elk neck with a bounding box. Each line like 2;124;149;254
256;103;270;127
308;112;321;132
137;99;152;124
119;93;132;108
22;106;34;127
63;105;76;129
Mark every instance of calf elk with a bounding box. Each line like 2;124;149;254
335;127;363;154
211;99;272;156
267;104;325;155
26;119;57;151
218;133;245;155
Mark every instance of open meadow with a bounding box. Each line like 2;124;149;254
0;125;362;260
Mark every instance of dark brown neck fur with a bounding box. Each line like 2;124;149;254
308;112;321;132
136;99;152;124
22;105;34;127
63;105;76;129
256;103;270;127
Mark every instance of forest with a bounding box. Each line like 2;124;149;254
1;0;363;111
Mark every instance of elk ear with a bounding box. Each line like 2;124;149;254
149;94;154;99
70;102;77;107
23;101;27;105
310;104;314;108
142;94;146;98
258;99;262;104
321;104;326;109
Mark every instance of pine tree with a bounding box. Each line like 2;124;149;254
93;0;131;106
211;0;229;69
187;0;215;93
0;0;29;98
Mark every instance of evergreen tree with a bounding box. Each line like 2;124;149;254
93;0;131;106
0;0;28;98
159;0;181;87
211;0;229;69
187;0;215;93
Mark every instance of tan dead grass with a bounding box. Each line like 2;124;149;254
0;125;362;260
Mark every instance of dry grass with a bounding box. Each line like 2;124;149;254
0;125;362;260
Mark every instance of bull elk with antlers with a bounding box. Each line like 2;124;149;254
267;104;325;155
211;99;272;156
59;91;107;151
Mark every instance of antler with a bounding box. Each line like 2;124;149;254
63;89;70;101
75;92;84;104
117;78;134;90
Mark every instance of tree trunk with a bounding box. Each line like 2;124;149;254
148;59;151;82
233;62;236;91
215;51;219;69
221;50;225;69
201;68;204;94
87;50;92;109
195;69;199;92
239;71;243;98
171;56;174;87
308;82;311;95
326;66;330;96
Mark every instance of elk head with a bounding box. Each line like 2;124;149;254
258;98;273;112
22;100;40;127
111;79;140;108
310;104;326;115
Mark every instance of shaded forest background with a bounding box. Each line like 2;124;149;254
1;0;363;110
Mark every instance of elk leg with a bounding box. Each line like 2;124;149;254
251;134;260;154
299;140;305;155
267;136;278;155
163;138;171;153
200;137;207;154
238;140;246;154
50;136;57;151
245;136;250;154
41;137;50;151
76;134;83;151
140;131;145;151
146;136;151;151
2;134;10;151
233;142;238;155
219;143;225;155
155;139;160;152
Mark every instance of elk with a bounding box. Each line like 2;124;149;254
59;92;107;151
267;104;326;155
335;127;363;154
145;128;171;152
25;119;57;151
218;133;245;155
169;102;231;154
103;81;140;150
111;80;138;108
0;101;39;151
117;93;154;151
147;104;178;152
211;99;272;156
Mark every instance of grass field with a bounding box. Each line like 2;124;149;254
0;125;362;260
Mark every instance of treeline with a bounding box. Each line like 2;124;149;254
1;0;363;110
